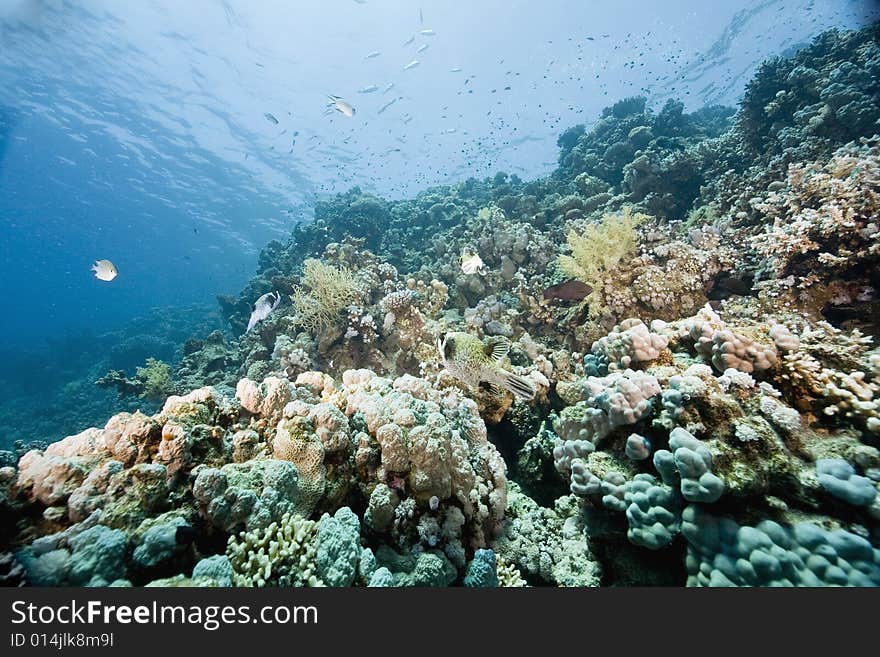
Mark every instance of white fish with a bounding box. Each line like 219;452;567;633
403;35;415;46
358;84;379;93
382;82;395;93
450;67;462;72
460;250;486;275
403;60;419;70
420;29;435;36
246;291;282;333
91;259;118;281
364;50;381;59
328;95;356;117
417;43;429;53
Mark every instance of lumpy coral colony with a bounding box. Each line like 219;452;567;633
2;25;879;587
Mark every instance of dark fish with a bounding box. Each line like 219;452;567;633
542;279;593;302
175;525;198;545
710;273;755;298
264;112;279;124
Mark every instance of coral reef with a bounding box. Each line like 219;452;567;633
4;24;880;588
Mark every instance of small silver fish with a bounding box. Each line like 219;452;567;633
420;29;435;36
403;35;415;46
403;60;419;70
358;84;379;93
382;82;395;93
327;95;356;117
450;67;462;72
364;50;381;59
91;259;118;281
246;291;282;333
377;97;398;113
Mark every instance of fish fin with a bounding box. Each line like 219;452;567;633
499;371;536;401
484;336;511;362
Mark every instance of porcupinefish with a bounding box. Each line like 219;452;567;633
460;250;486;275
246;291;282;333
91;259;118;281
438;331;536;401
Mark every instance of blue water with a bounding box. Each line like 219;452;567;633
0;0;876;348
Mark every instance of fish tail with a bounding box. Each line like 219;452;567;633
499;371;536;401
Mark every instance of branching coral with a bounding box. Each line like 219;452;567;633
291;258;359;334
751;139;880;310
559;208;648;316
95;358;175;402
226;512;323;587
136;358;175;401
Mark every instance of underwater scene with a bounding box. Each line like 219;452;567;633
1;0;880;588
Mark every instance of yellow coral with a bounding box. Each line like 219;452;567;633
136;358;174;401
558;207;648;316
291;258;358;333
